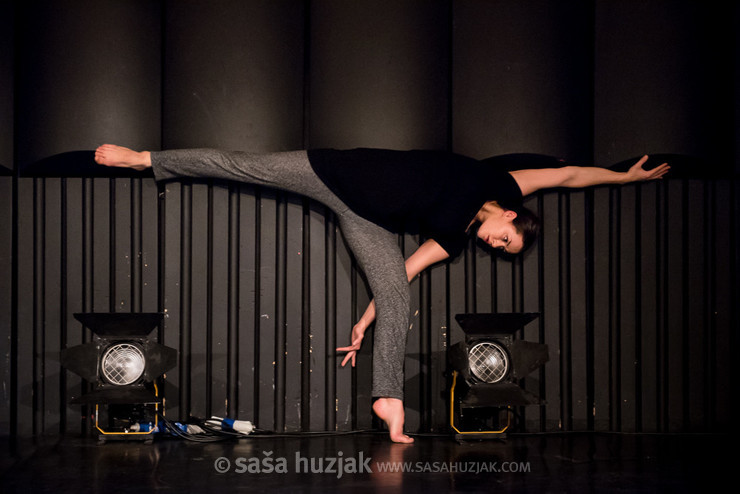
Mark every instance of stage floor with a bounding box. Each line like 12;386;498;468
0;431;729;492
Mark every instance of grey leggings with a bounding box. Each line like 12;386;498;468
152;149;409;400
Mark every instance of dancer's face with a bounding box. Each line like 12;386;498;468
476;209;524;254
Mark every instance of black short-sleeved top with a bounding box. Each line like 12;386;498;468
306;148;526;258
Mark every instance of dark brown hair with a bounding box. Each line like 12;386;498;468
509;205;541;252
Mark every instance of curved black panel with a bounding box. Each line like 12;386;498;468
453;1;593;161
20;151;154;178
163;0;305;151
308;0;450;150
15;0;162;170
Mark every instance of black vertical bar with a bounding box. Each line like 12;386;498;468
490;250;498;310
275;194;287;432
301;198;311;430
419;260;432;431
205;183;213;417
634;185;643;432
704;181;715;429
444;239;453;425
350;260;358;431
654;180;662;431
10;166;18;442
81;178;93;435
157;181;166;341
609;187;622;431
654;180;664;431
660;180;670;432
108;179;115;313
131;178;142;312
615;187;622;431
515;242;524;313
252;191;262;426
227;185;240;418
156;180;168;421
33;178;45;435
681;180;690;430
558;192;572;431
324;213;336;430
537;193;547;431
464;242;475;313
513;247;524;431
179;183;192;419
59;178;67;434
585;189;595;431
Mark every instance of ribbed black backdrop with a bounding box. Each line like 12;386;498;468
1;0;737;438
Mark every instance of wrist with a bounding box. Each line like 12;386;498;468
140;151;152;168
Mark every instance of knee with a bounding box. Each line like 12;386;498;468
373;279;410;320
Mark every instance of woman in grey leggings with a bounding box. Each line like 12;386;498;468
95;144;669;443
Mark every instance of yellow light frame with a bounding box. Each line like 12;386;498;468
449;370;510;435
94;383;160;436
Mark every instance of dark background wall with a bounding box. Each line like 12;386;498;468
1;0;737;438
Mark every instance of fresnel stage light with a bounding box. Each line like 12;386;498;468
61;312;177;443
448;313;549;438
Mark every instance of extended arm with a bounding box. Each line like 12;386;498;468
510;155;670;197
337;238;450;367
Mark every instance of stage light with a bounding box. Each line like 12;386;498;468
60;312;177;443
101;343;147;385
468;341;508;383
448;313;548;438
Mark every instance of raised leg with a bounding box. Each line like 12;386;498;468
96;143;415;442
95;144;151;170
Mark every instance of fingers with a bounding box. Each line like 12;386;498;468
632;156;671;181
653;163;670;178
337;344;359;368
646;162;670;180
635;155;649;168
626;155;650;179
340;352;355;367
338;327;365;367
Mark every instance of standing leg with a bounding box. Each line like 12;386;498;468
335;209;414;443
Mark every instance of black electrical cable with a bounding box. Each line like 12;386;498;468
156;413;229;443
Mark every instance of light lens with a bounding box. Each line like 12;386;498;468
469;342;508;383
101;343;145;385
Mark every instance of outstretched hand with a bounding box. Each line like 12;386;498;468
336;322;367;367
625;155;670;183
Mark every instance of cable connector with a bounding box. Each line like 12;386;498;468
208;416;254;434
130;422;158;433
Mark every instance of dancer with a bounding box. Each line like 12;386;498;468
95;144;669;443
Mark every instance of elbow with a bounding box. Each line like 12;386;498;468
560;166;580;188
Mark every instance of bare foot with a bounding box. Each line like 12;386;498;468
372;398;414;444
94;144;151;170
